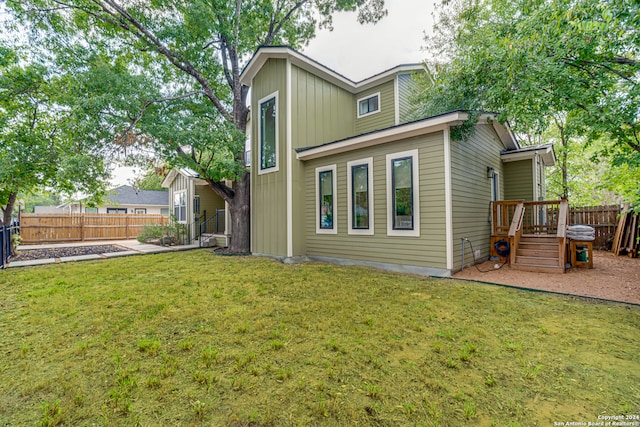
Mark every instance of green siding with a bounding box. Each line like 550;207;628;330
304;132;447;269
355;81;396;135
291;65;354;148
397;73;418;124
251;58;288;257
450;124;506;271
195;185;225;232
504;159;533;201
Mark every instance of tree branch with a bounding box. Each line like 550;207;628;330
263;0;309;46
91;0;233;122
115;91;205;144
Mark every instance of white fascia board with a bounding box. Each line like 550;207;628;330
501;145;555;166
161;170;177;188
296;111;468;161
240;46;426;94
474;113;519;150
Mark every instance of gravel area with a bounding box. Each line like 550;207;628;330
453;250;640;305
12;245;129;261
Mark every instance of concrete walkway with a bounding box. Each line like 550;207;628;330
7;240;201;268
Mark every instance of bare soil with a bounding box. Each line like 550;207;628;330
453;250;640;305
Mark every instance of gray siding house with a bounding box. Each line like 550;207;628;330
237;46;554;276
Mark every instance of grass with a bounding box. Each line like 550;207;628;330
0;250;639;426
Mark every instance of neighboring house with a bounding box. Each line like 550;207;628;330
238;46;555;276
66;185;170;214
161;169;230;245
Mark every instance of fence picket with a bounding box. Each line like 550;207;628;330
19;214;169;244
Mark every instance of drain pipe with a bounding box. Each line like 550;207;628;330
461;238;466;271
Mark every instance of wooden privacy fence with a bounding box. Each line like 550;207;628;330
569;205;620;249
20;213;170;244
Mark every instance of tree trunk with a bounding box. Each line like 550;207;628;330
1;192;17;226
226;172;250;253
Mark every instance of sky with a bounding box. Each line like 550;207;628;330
110;0;434;186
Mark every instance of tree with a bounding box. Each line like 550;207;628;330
131;165;168;192
416;0;639;203
0;46;110;225
7;0;387;253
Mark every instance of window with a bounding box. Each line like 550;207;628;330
193;195;200;214
316;165;337;234
347;158;374;235
134;208;147;214
85;207;98;214
386;149;420;237
173;191;186;222
107;208;127;214
357;92;380;118
259;92;278;173
160;208;169;215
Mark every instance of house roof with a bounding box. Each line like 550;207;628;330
105;185;168;206
240;46;427;93
501;143;556;166
161;168;208;188
295;110;520;161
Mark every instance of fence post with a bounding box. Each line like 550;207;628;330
80;214;85;242
126;215;130;239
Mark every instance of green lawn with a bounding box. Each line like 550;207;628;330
1;250;638;426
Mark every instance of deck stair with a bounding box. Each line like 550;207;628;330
493;199;569;274
512;235;564;273
199;233;217;248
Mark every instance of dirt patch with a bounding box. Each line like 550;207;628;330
453;250;640;305
12;245;129;261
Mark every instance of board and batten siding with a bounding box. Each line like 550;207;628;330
450;124;505;272
251;58;288;257
354;80;396;136
195;185;225;220
303;132;448;270
291;65;354;148
503;159;534;201
290;65;356;255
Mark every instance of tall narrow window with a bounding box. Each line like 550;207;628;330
386;149;420;237
347;158;374;235
392;157;413;230
316;165;337;234
259;93;277;172
174;191;186;222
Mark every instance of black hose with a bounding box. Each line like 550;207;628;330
464;238;509;273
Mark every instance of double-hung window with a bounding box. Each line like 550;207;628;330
357;92;380;118
347;158;374;235
173;191;187;222
386;149;420;237
316;165;337;234
259;92;278;173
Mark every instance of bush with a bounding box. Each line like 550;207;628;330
137;217;189;245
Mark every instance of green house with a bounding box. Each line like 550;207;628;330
237;46;556;276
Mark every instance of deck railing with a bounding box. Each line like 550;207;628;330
496;200;569;268
492;200;566;236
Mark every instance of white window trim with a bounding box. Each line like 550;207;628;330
257;91;279;175
173;190;187;223
357;92;381;119
315;164;338;235
347;157;374;235
386;149;420;237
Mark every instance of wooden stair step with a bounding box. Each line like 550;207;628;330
515;255;560;267
511;263;565;274
517;248;558;257
520;236;558;244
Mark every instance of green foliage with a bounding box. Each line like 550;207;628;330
0;46;110;223
137;215;188;245
132;168;167;192
419;0;640;206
